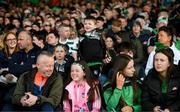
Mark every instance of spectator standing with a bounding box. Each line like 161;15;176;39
79;16;104;79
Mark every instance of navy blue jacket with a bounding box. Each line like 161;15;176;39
8;46;41;77
0;49;9;68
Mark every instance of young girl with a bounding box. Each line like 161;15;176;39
63;60;101;112
103;54;141;112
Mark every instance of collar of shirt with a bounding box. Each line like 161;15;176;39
34;72;48;87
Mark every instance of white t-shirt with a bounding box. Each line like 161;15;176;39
145;43;180;75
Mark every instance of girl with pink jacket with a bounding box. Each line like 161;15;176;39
63;60;101;112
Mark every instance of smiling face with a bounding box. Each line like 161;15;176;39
37;55;54;77
70;64;85;83
105;37;114;49
5;33;17;49
154;52;170;75
84;19;96;32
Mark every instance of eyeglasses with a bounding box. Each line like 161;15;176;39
6;38;16;42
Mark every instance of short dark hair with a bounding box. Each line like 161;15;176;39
84;16;96;23
158;26;174;44
158;26;173;37
117;42;134;54
96;16;105;22
48;31;59;38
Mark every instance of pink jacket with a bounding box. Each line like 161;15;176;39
63;81;101;112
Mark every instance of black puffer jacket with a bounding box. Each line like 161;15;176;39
141;67;180;111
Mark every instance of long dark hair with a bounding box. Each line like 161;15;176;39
64;60;100;102
154;48;174;79
111;54;138;107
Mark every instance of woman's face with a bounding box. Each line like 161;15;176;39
154;52;170;74
123;59;135;77
5;34;17;49
105;37;114;49
71;64;85;83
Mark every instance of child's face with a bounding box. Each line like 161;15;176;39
71;64;85;83
54;46;66;60
70;31;77;39
84;19;96;32
132;24;141;34
96;20;104;29
123;60;135;77
112;25;120;33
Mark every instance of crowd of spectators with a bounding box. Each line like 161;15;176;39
0;0;180;111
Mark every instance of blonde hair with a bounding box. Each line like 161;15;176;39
0;32;5;49
3;32;19;57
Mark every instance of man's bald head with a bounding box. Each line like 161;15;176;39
18;31;33;50
36;51;55;77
